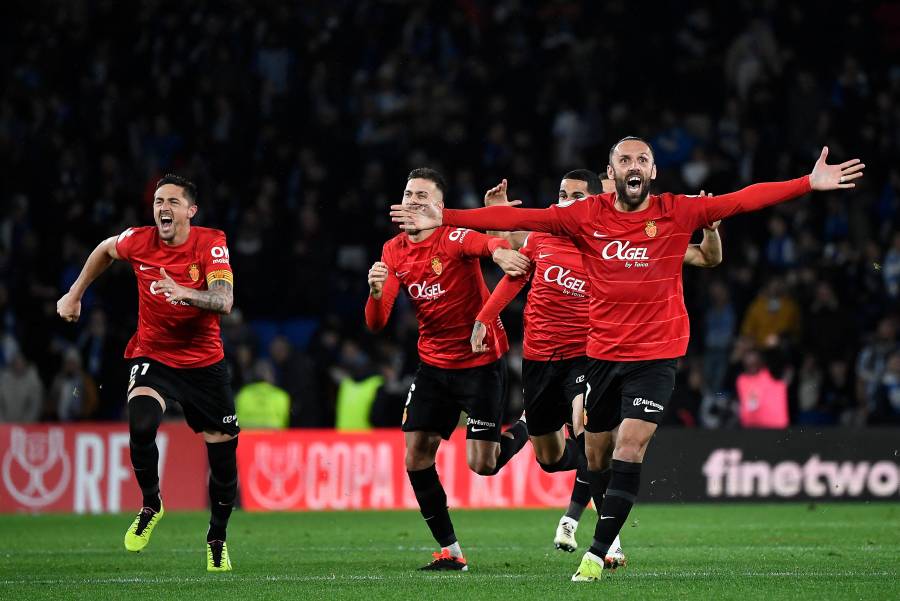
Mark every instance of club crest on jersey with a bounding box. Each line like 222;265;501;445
645;220;658;238
188;263;200;282
431;257;443;276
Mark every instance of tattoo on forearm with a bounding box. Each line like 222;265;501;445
187;280;233;313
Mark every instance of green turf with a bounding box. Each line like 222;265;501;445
1;503;898;600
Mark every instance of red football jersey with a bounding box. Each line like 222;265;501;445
115;225;233;368
447;176;812;361
365;226;510;369
478;233;589;361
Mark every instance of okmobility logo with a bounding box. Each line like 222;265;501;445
702;449;900;499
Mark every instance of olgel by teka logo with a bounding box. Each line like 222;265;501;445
633;397;664;411
543;265;587;293
408;279;446;300
601;240;650;261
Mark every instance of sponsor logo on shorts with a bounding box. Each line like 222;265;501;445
575;375;585;383
222;415;238;425
633;397;664;412
466;418;496;432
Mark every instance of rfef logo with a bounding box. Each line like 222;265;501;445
2;427;71;508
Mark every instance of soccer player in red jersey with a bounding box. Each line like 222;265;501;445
366;168;532;571
56;174;238;572
474;170;721;562
391;140;864;580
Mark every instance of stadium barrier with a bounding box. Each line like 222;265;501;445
2;425;897;513
0;423;208;513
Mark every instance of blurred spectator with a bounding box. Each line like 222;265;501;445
883;232;900;300
666;358;703;427
764;216;796;270
802;280;854;363
268;336;321;427
736;349;789;429
740;277;801;348
702;281;736;394
856;318;899;412
0;352;43;422
235;360;290;429
76;308;126;418
47;348;98;421
869;351;900;425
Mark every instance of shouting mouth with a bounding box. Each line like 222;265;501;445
626;175;642;194
159;214;174;233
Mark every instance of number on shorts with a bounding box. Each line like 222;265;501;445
130;362;150;379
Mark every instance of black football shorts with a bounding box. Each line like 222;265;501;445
127;356;239;436
401;359;507;442
521;356;587;436
582;358;677;433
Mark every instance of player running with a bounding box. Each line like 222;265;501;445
474;171;721;561
56;174;238;572
390;141;863;581
366;168;532;572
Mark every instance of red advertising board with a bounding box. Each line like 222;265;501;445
0;423;208;513
236;429;574;511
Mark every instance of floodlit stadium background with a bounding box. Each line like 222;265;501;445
1;1;899;513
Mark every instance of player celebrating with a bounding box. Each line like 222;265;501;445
475;171;721;561
56;174;238;572
366;168;532;572
391;141;863;581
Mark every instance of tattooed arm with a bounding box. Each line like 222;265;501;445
153;268;234;314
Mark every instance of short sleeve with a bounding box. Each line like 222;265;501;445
115;228;139;261
201;232;234;287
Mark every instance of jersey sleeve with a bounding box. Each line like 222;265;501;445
443;198;594;237
449;228;511;258
114;227;140;262
364;244;400;332
476;272;530;324
675;176;812;230
201;232;234;287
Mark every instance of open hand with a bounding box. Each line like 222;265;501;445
153;268;190;302
484;179;522;208
809;146;864;191
390;203;442;231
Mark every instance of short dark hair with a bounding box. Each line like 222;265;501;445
155;174;198;205
608;136;655;164
407;167;447;197
561;169;602;194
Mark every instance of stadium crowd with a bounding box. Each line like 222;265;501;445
1;0;899;428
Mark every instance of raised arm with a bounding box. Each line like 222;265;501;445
364;261;400;332
691;147;864;227
683;221;722;268
56;236;120;322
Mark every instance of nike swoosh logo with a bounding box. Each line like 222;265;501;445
644;408;661;413
575;478;590;485
396;271;409;277
593;231;606;238
139;264;155;271
538;253;552;259
600;515;615;520
470;426;490;432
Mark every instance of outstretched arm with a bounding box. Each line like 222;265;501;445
57;236;120;322
456;228;530;276
694;147;864;227
390;202;584;236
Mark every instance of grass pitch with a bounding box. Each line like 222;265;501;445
1;503;897;601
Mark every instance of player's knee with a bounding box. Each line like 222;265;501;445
614;439;646;463
405;448;435;471
128;395;163;443
467;456;497;476
534;444;563;468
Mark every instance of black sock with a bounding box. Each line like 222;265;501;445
589;459;641;558
206;437;238;542
537;438;582;473
128;395;163;512
488;420;529;475
587;466;612;512
408;465;456;547
566;467;592;521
